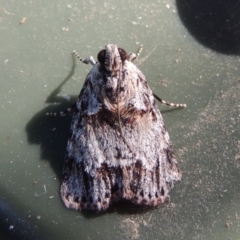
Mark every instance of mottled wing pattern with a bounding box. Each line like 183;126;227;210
60;44;181;211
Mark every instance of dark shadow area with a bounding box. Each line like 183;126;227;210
176;0;240;55
25;54;78;179
25;101;75;179
81;199;163;218
0;193;46;240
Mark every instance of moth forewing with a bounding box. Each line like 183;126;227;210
59;44;183;211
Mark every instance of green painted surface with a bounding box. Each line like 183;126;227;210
0;0;239;239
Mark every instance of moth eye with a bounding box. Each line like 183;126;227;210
97;49;106;65
118;48;128;62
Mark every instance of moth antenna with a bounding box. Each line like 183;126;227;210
73;51;96;66
153;93;187;108
73;50;85;63
127;45;143;62
46;102;76;117
136;44;143;58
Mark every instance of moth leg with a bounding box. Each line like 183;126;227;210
127;45;186;108
46;102;76;117
127;45;143;62
46;51;97;117
153;93;187;108
73;50;96;66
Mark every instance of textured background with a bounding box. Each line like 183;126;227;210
0;0;239;239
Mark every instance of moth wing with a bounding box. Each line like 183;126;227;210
124;107;182;206
60;61;182;211
61;67;113;211
78;67;102;116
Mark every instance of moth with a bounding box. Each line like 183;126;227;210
48;44;186;211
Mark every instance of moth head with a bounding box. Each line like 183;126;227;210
97;44;127;74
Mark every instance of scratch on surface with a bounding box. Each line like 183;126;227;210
35;184;47;197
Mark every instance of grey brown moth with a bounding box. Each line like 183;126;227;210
48;44;186;211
